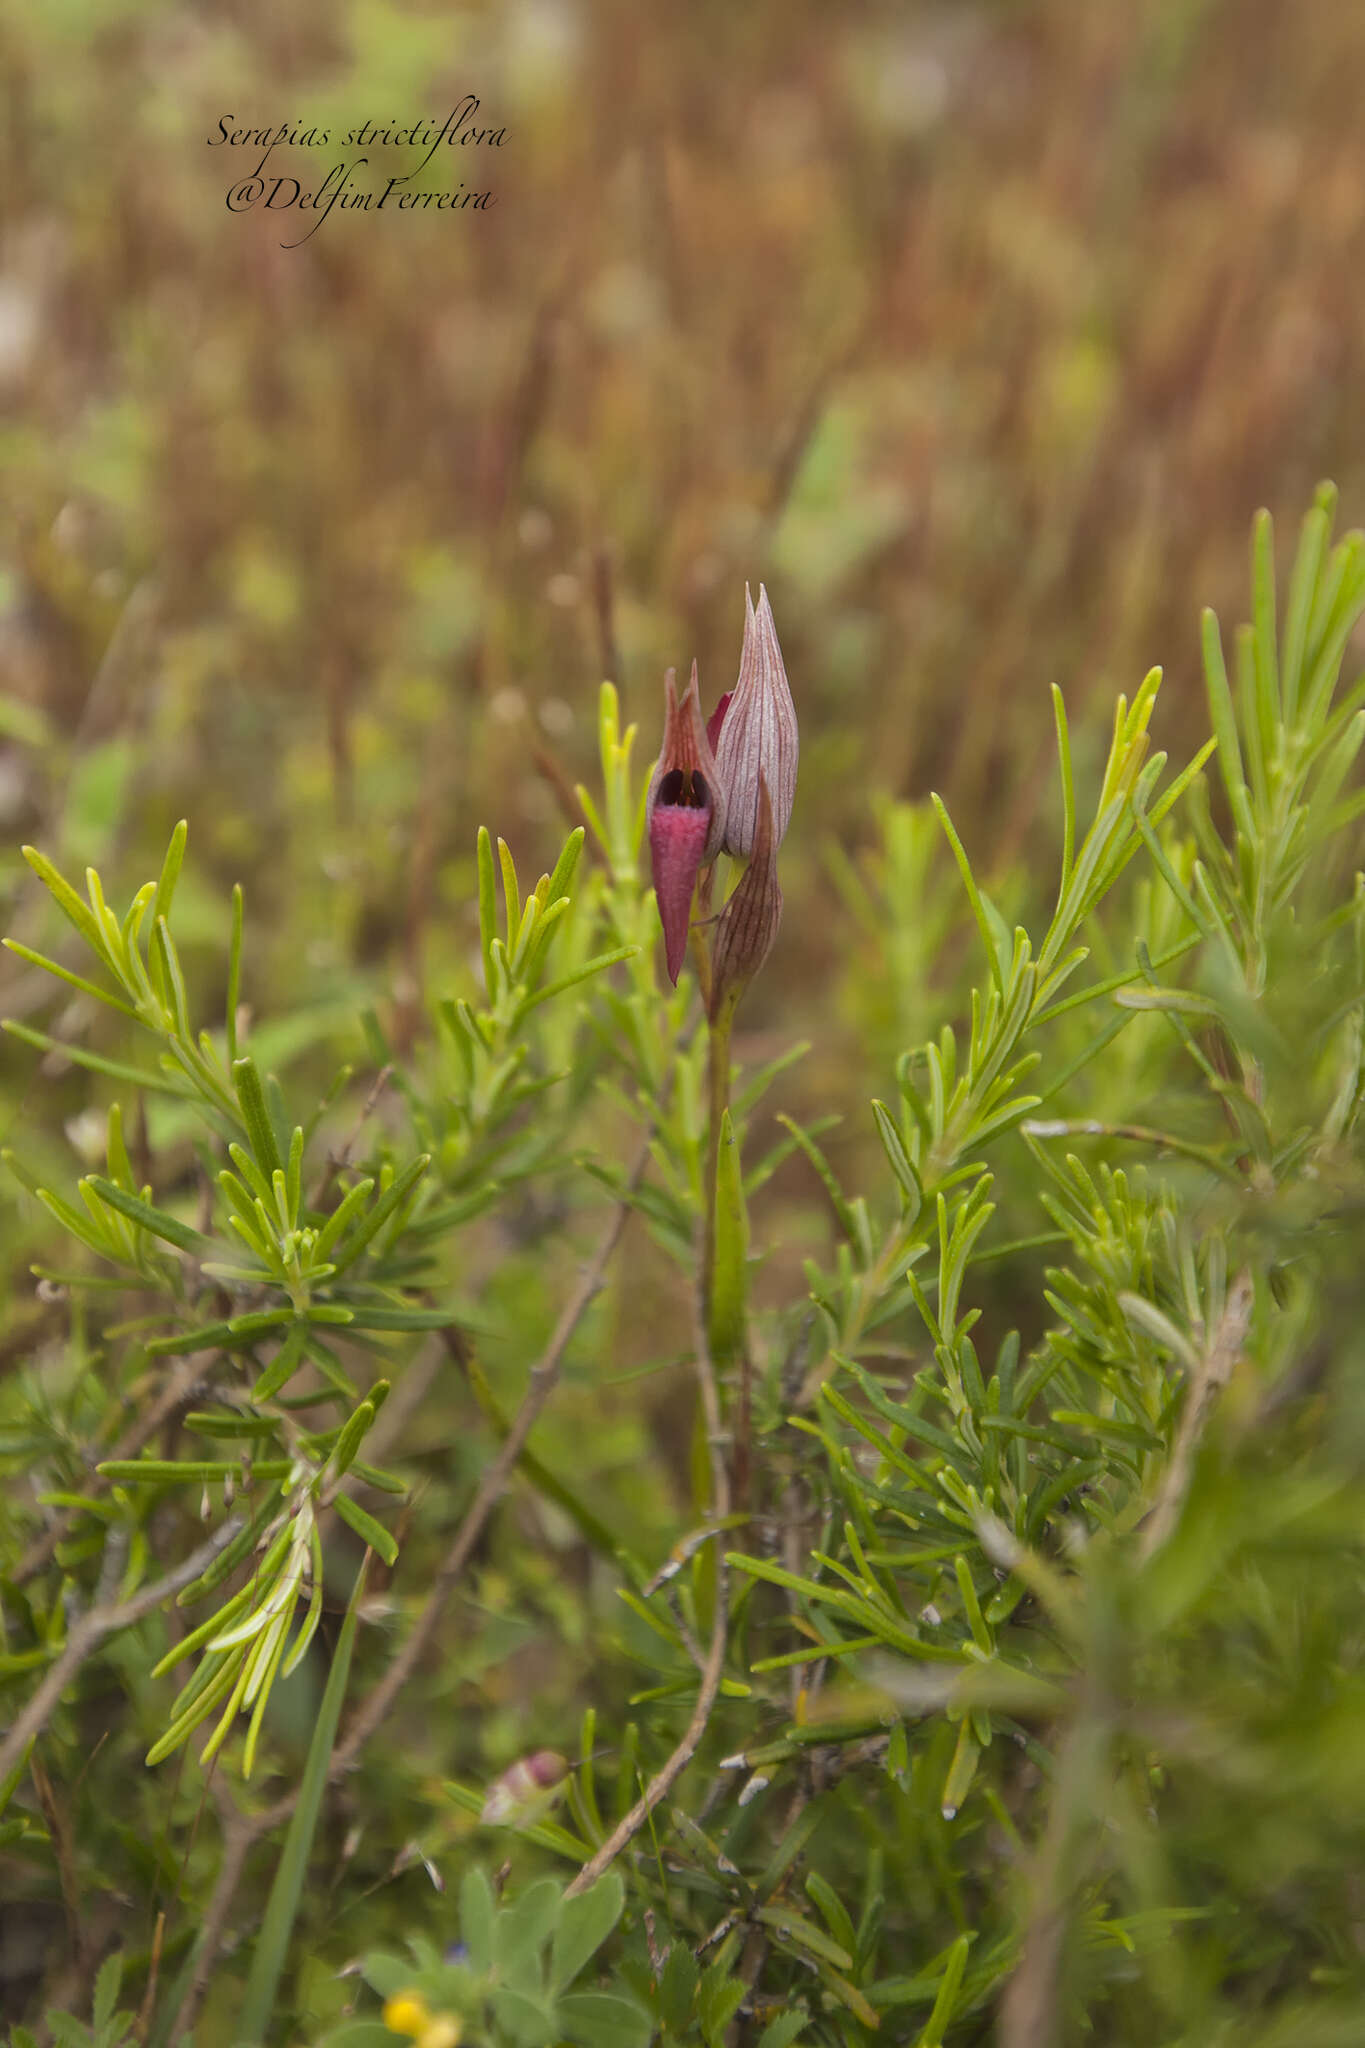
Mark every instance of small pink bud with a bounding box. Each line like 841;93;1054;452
709;774;782;1020
480;1749;568;1827
713;585;797;859
647;663;727;984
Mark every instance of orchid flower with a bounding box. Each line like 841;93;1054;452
647;586;797;986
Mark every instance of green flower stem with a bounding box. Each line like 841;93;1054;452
704;994;754;1507
703;1001;733;1327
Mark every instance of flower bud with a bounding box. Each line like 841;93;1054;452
709;774;782;1020
712;585;797;859
479;1748;569;1827
647;662;727;984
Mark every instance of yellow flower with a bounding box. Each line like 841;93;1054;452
417;2020;462;2048
380;1993;462;2048
381;1993;430;2039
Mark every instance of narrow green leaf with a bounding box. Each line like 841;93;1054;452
98;1458;289;1483
872;1100;922;1224
285;1125;303;1229
1250;507;1281;773
154;1586;256;1676
754;1905;852;1972
954;1555;992;1655
145;1650;243;1765
1;1021;194;1096
153;820;188;932
915;1931;970;2046
1235;622;1267;814
328;1395;378;1479
709;1108;747;1371
325;1154;430;1274
153;917;191;1035
477;824;497;998
497;835;521;951
233;1056;283;1181
1281;489;1332;727
83;1176;209;1255
241;1608;291;1776
147;1307;295;1357
511;945;637;1023
1302;542;1365;727
544;825;585;907
0;1742;35;1819
337;1304;453;1331
932;795;1002;992
333;1492;398;1566
310;1176;376;1262
175;1501;283;1605
227;1141;275;1210
777;1113;862;1252
235;1556;370;2043
4;1156;122;1259
281;1523;326;1679
252;1322;310;1401
1;939;137;1016
1051;683;1076;901
21;845;109;960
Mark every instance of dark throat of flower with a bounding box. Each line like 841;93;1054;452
657;766;712;809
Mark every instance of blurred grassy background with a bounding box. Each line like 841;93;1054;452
4;0;1365;1020
5;0;1365;1356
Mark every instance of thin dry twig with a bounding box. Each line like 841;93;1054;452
163;1137;656;2038
30;1751;89;1980
0;1514;246;1789
323;1133;654;1782
170;1809;254;2038
1003;1269;1254;2044
564;1269;731;1898
12;1352;220;1588
998;1679;1113;2048
308;1062;394;1210
1140;1266;1254;1560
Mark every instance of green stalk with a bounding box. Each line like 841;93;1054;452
235;1553;370;2042
703;1001;734;1328
704;999;755;1507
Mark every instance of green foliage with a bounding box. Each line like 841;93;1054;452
3;490;1365;2046
10;1956;137;2048
231;1558;369;2043
1;805;614;1779
321;1867;650;2048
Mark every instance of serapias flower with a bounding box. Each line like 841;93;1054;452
712;583;798;858
647;661;727;984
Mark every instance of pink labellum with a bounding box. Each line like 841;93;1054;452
650;802;713;984
646;662;727;985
